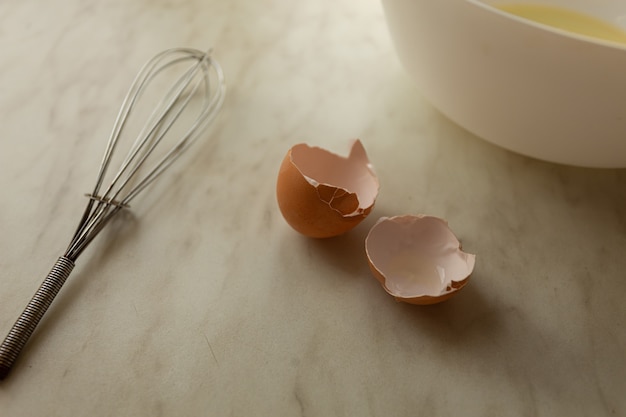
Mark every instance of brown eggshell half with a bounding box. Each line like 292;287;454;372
365;215;476;305
276;140;379;238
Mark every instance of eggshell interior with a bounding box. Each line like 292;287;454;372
290;140;378;215
276;140;379;238
365;215;475;300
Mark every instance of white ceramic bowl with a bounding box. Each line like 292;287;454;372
382;0;626;168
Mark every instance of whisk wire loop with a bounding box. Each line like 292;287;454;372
108;61;206;205
105;55;203;201
0;47;225;380
66;48;224;261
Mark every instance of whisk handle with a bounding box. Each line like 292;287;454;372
0;256;75;380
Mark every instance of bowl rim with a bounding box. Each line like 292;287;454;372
466;0;626;52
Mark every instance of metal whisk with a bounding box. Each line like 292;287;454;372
0;47;226;380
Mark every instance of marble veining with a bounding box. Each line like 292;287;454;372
1;0;625;416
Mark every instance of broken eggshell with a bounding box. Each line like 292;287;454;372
365;215;476;305
276;140;379;238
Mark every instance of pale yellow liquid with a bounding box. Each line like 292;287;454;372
495;4;626;45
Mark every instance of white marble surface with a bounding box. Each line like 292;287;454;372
1;0;625;415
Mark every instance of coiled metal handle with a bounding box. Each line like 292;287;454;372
0;256;74;380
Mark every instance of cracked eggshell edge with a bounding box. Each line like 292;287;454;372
365;215;476;305
276;140;378;238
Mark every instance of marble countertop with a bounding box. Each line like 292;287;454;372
1;0;625;415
